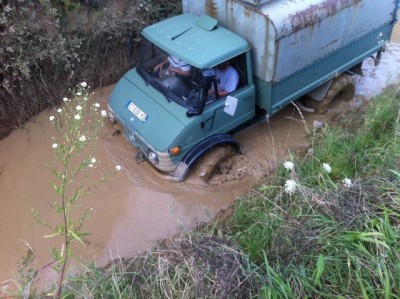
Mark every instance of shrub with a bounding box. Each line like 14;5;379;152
0;0;181;139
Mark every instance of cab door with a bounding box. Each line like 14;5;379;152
201;85;255;136
201;53;255;136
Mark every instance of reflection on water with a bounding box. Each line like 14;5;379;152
1;24;400;291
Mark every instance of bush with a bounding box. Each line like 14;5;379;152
0;0;181;139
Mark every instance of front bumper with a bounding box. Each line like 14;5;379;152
107;105;177;173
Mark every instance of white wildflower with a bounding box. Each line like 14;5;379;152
80;82;87;87
57;108;62;113
94;103;100;108
88;164;93;168
343;178;353;188
76;105;82;111
63;97;68;102
115;165;122;171
284;179;297;195
79;135;86;142
283;161;294;171
77;92;82;96
313;120;324;129
100;110;107;117
52;143;58;148
74;114;81;120
322;163;332;173
91;157;96;163
49;115;55;121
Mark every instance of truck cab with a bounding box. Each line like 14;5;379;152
108;14;256;180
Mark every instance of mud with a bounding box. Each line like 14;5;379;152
1;23;400;290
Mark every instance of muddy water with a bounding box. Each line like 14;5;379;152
2;26;400;290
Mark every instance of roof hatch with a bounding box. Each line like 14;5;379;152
195;15;218;31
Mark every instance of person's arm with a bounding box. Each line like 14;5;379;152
223;68;239;94
154;57;168;72
169;66;190;76
209;88;229;96
209;68;239;96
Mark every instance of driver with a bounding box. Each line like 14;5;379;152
208;60;239;97
154;54;191;78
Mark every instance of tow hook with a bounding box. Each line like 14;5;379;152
134;150;146;164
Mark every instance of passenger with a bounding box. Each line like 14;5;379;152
209;60;239;97
153;54;191;77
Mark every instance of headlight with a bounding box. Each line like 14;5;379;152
147;151;159;165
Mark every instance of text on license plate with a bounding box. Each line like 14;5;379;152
127;101;148;122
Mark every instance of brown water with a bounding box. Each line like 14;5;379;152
1;24;400;290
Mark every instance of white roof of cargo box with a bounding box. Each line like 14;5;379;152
183;0;398;82
260;0;361;39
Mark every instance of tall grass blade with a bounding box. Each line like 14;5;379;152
382;261;391;299
313;254;325;287
356;272;370;299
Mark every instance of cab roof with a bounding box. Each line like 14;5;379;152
142;13;250;69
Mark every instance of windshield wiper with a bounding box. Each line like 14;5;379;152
171;26;192;40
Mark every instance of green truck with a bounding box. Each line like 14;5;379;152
107;0;399;181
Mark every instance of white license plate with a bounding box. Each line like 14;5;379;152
127;102;148;122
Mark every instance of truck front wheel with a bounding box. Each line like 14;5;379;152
306;74;355;113
195;145;237;182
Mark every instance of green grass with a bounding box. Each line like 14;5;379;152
61;236;262;298
298;89;400;182
226;87;400;298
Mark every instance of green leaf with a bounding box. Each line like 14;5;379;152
52;184;63;196
43;232;60;238
258;185;279;191
356;272;370;299
48;167;63;180
389;169;400;178
313;254;325;286
75;231;90;238
68;229;86;247
382;262;391;299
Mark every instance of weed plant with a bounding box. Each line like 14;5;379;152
36;82;121;298
0;83;121;299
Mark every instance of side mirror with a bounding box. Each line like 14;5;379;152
186;68;216;117
224;96;238;116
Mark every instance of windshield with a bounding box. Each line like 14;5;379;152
136;38;201;109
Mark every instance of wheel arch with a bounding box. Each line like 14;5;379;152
171;134;240;181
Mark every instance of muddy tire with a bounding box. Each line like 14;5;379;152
196;145;237;182
306;74;355;114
